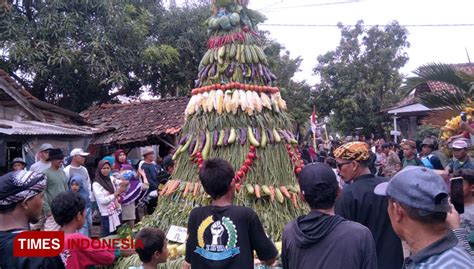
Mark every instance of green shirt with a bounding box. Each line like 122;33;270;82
42;168;68;213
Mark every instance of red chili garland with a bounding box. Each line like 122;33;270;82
286;144;304;176
190;145;257;193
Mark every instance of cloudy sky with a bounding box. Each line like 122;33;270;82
177;0;474;84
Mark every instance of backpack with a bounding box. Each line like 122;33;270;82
421;155;434;169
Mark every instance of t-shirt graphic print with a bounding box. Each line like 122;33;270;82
185;205;277;269
195;215;240;260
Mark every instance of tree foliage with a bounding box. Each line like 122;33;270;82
0;0;310;115
402;63;474;111
313;20;409;136
263;34;314;126
0;0;211;112
153;1;211;97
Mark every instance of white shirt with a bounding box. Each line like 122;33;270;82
92;180;121;216
30;161;51;173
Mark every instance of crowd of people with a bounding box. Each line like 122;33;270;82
0;136;473;268
23;144;171;236
0;144;175;268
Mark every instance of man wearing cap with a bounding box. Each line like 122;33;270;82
446;140;474;175
11;157;26;172
140;147;165;214
374;166;472;268
419;138;444;170
30;143;54;173
402;140;424;168
0;171;65;268
64;148;94;235
456;169;474;234
42;148;68;231
64;148;92;198
451;168;474;255
282;163;377;269
140;147;160;191
381;143;401;178
333;141;403;269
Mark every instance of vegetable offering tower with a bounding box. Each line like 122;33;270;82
141;0;305;249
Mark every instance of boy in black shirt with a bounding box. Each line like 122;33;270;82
183;158;277;269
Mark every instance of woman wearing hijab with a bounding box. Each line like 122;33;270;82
68;175;91;236
92;160;126;237
113;149;129;172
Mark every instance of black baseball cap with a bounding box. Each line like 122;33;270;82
47;148;65;161
298;162;338;201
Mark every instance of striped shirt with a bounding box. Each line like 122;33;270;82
404;230;473;269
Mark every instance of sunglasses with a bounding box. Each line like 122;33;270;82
336;161;352;169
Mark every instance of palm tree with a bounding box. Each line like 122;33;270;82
402;63;474;111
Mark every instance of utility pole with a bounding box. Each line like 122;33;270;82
466;47;472;64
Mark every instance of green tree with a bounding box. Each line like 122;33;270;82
0;0;180;112
153;1;212;97
313;20;409;136
263;34;314;126
402;63;474;111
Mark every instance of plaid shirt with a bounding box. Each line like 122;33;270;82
403;230;472;269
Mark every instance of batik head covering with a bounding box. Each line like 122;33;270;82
0;170;46;209
333;141;370;161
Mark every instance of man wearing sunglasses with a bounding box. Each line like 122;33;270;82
334;141;403;269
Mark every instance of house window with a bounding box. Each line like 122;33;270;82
5;141;23;172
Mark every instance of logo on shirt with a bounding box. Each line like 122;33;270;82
195;215;240;261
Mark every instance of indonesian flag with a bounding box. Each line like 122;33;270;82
311;108;318;133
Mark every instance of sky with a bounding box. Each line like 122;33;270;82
176;0;474;84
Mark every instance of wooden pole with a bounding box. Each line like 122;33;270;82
324;123;330;148
313;105;317;151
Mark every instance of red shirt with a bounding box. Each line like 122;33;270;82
61;233;115;269
463;123;474;138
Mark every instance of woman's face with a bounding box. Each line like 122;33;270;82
118;152;127;163
101;164;111;176
70;182;80;192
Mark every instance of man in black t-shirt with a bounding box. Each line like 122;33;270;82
0;171;65;269
183;158;278;269
334;142;403;269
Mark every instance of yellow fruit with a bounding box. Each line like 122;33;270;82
177;244;186;256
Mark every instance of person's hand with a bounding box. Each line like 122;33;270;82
180;261;191;269
446;204;461;229
115;184;127;196
138;168;146;178
114;189;123;196
447;136;453;143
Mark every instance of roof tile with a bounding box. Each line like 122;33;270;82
81;97;189;145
